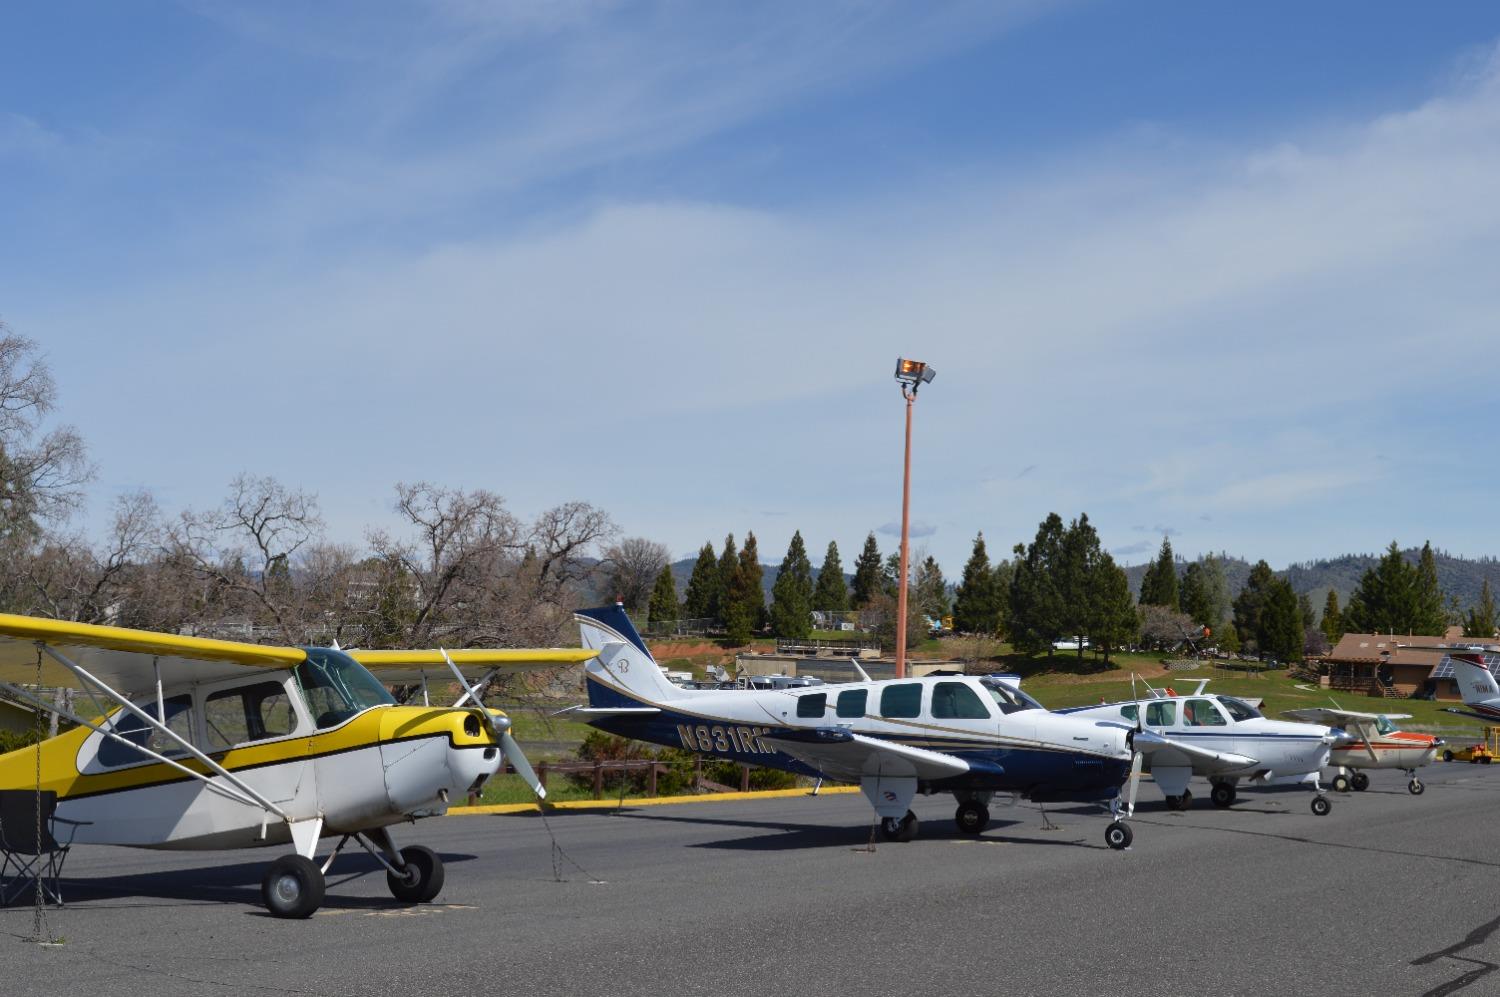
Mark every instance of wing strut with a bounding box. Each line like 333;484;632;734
32;642;292;821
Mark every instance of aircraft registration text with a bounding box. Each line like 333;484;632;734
677;724;774;755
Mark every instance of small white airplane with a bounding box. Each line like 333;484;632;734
0;613;595;917
563;606;1224;851
1280;707;1441;795
1058;680;1353;815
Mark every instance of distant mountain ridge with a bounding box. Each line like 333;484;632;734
1123;549;1500;620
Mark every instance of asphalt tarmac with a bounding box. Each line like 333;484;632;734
5;765;1500;997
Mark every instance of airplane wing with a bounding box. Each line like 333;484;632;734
349;648;598;683
1130;728;1259;772
1281;708;1411;725
762;727;972;783
0;613;305;694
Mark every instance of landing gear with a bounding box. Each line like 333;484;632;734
1443;749;1455;762
880;811;919;843
1166;789;1194;811
1351;771;1370;792
954;801;990;835
1332;773;1352;793
1210;782;1237;808
386;845;445;904
1104;821;1133;850
1409;779;1425;795
262;854;325;919
1310;795;1331;816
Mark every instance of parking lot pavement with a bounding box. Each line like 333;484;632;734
6;764;1500;996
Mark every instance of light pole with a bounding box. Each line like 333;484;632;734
892;357;935;679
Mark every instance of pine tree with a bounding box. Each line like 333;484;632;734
1465;579;1498;638
769;531;815;639
952;532;999;634
682;542;720;621
1262;577;1303;663
738;532;765;632
1057;514;1102;658
1321;589;1343;645
881;552;903;598
813;541;848;615
1343;541;1444;636
1088;554;1138;663
990;559;1015;637
717;534;743;636
1415;541;1448;634
1138;537;1180;609
1008;514;1067;655
850;533;883;608
647;564;679;624
1233;560;1276;656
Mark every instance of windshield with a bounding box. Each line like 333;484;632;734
1376;715;1396;735
295;647;396;728
980;678;1042;715
1218;696;1262;722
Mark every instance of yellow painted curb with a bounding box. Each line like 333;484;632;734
449;785;861;816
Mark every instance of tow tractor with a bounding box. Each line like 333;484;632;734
1442;726;1500;764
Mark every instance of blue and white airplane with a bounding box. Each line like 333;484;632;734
562;605;1230;850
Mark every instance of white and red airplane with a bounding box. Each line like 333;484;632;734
1280;707;1441;795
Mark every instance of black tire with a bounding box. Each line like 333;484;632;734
262;854;325;919
1181;789;1193;808
954;801;989;835
1332;774;1351;793
1165;794;1183;811
1409;780;1425;795
1311;795;1331;816
1484;756;1493;766
1442;750;1454;762
895;811;919;843
1352;772;1370;792
1104;821;1133;850
1210;783;1235;808
386;845;445;904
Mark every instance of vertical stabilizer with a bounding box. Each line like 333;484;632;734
574;605;689;707
1452;653;1500;708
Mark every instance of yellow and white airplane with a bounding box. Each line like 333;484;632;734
0;614;595;918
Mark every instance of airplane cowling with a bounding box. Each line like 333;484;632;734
378;709;504;816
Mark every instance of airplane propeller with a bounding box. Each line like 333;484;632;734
1123;673;1146;818
440;648;548;801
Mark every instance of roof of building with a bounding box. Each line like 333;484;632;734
1323;630;1500;679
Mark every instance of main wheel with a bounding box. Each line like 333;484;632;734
1409;779;1425;795
1210;783;1236;808
1104;821;1133;850
1165;794;1184;811
1331;773;1351;793
1442;749;1454;762
262;854;325;919
1181;788;1193;808
880;811;919;843
954;801;990;835
1351;772;1370;791
386;845;445;904
1310;795;1331;816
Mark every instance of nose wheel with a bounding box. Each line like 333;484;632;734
1104;821;1133;850
880;811;920;842
386;845;445;903
1311;794;1331;816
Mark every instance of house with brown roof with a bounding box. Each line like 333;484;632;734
1319;627;1488;700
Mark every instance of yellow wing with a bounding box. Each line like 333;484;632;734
349;647;598;683
0;613;305;694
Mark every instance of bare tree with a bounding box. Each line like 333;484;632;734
22;489;160;623
169;474;325;643
528;501;617;596
604;537;671;616
1138;604;1199;653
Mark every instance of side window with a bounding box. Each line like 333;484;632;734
1120;705;1138;723
932;682;991;720
1219;697;1258;722
836;689;868;719
796;693;827;719
879;683;922;719
98;695;194;768
1146;701;1176;727
204;680;298;751
1184;699;1227;727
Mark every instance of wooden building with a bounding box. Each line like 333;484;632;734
1319;628;1489;700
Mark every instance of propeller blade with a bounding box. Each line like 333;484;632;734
1125;747;1145;817
1131;673;1144;732
500;730;547;800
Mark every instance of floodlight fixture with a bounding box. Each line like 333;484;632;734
894;357;936;392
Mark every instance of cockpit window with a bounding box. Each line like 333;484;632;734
1183;698;1227;727
932;682;991;720
295;647;396;729
1120;705;1138;723
1376;715;1396;736
980;679;1041;715
1218;697;1261;722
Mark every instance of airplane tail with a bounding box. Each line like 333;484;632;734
1451;653;1500;710
574;604;691;708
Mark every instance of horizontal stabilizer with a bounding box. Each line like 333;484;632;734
763;729;971;783
552;705;661;718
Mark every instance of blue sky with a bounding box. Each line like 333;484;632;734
4;1;1500;575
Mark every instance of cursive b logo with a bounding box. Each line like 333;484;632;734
618;659;630;673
